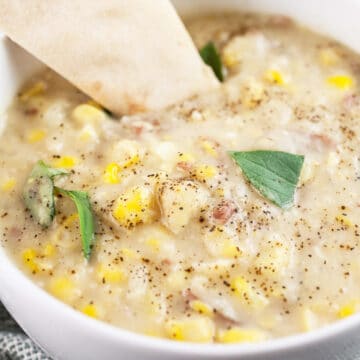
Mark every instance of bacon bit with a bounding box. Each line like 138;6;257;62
8;226;22;239
214;309;239;326
161;258;172;266
24;108;38;116
182;289;198;304
177;161;193;172
268;15;293;27
343;94;360;111
213;200;237;224
133;126;143;136
310;133;337;150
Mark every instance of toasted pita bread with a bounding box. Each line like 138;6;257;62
0;0;218;114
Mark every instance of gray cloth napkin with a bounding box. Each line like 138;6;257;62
2;301;360;360
0;303;50;360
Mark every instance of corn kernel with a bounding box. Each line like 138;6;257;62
338;300;360;318
22;248;39;274
302;308;317;331
195;165;217;181
103;163;122;184
223;52;239;68
122;154;141;170
217;328;265;343
319;48;339;66
113;186;155;228
145;238;161;252
200;140;218;158
52;156;77;169
1;178;16;191
264;69;286;85
43;243;55;257
230;276;268;308
222;37;244;67
178;153;195;162
221;240;241;258
96;263;125;284
120;247;138;259
72;104;106;125
190;300;213;317
110;140;144;169
82;304;98;318
336;214;352;227
214;187;225;198
49;277;75;301
327;75;354;90
19;81;46;102
27;129;46;143
165;317;215;343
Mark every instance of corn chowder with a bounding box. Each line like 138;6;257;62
2;13;360;344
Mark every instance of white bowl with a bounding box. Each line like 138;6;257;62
1;1;360;359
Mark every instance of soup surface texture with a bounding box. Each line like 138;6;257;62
2;13;360;343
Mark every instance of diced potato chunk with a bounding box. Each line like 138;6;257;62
113;186;156;228
157;179;209;234
109;140;144;169
165;317;215;343
222;33;268;68
72;104;107;125
166;271;188;291
253;236;291;279
204;227;241;259
319;48;339;66
301;308;318;332
242;79;265;109
300;160;318;185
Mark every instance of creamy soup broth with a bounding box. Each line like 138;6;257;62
1;13;360;343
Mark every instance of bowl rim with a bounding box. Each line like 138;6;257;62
1;3;360;356
1;243;360;358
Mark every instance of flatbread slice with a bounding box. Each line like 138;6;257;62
0;0;219;114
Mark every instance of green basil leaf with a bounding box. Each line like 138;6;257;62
56;188;95;260
229;150;304;208
200;41;224;82
23;161;68;227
